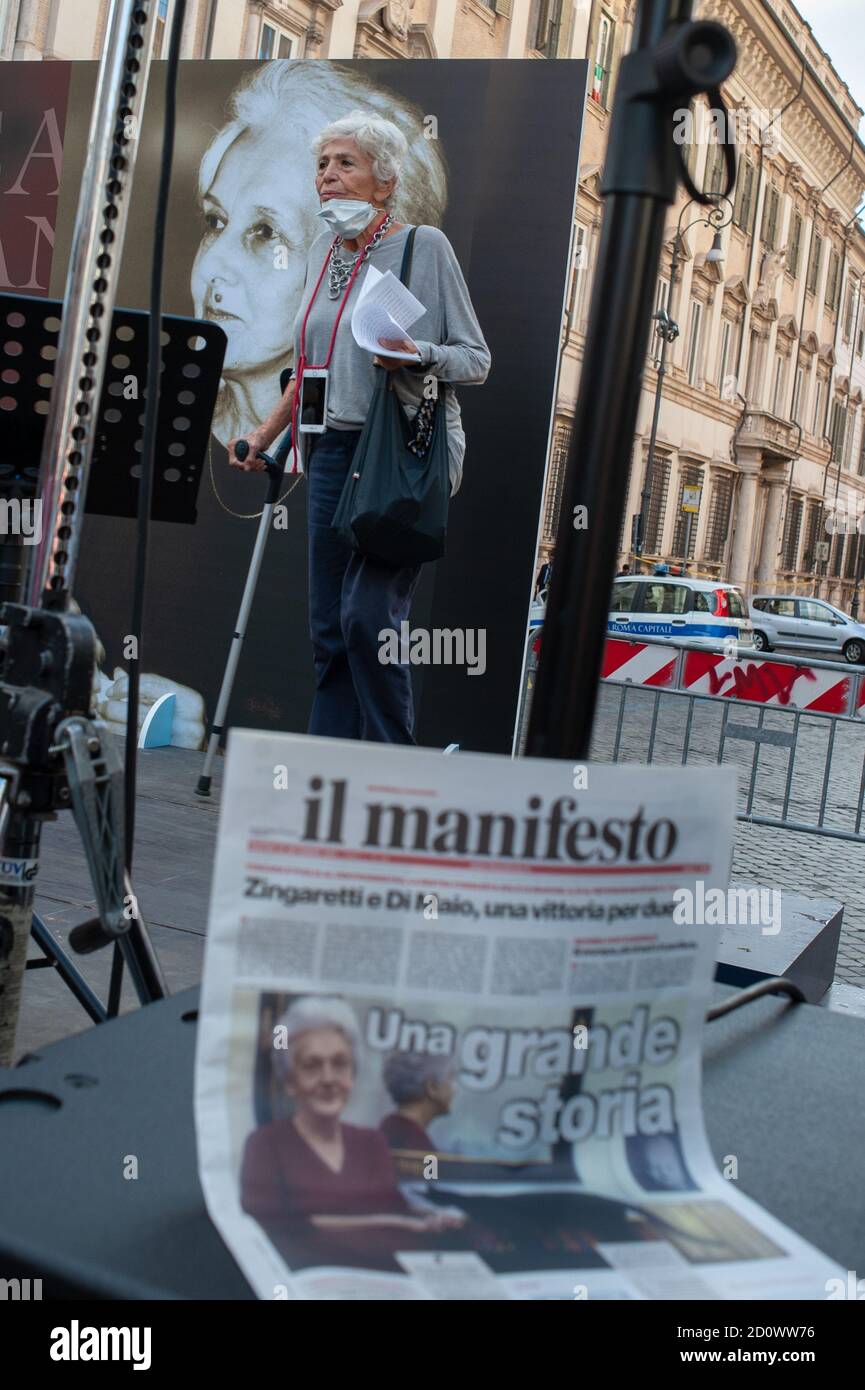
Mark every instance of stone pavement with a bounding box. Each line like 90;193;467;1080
588;683;865;988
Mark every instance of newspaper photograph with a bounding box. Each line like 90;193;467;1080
195;732;843;1300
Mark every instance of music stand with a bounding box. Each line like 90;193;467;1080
0;293;225;524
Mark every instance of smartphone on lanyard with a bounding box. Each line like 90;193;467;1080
298;368;329;433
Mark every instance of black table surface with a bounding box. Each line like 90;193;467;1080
0;985;862;1298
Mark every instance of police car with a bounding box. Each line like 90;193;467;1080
609;574;754;650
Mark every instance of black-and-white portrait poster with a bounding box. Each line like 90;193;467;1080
49;60;586;753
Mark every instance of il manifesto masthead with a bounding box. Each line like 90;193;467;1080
296;777;680;865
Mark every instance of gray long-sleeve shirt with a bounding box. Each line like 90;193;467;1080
291;223;491;494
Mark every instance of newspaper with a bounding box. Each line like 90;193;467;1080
195;732;842;1300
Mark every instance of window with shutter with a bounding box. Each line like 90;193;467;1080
760;187;779;247
542;420;573;544
705;142;725;196
494;0;513;16
590;14;616;105
801;501;822;569
569;225;589;329
717;320;732;394
781;496;803;571
618;452;636;551
844;283;856;341
703;473;734;564
813;380;825;436
745;329;764;403
830;401;847;463
807;234;822;295
642;453;672;555
771;355;787;416
786;211;802;277
555;1;575;56
825;249;841;310
258;21;294;58
846;532;859;579
792;364;806;425
534;0;550;48
844;411;854;470
734;160;755;232
685;114;699;180
686;301;703;386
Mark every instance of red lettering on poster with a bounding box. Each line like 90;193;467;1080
0;65;71;295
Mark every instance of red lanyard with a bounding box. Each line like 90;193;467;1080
290;215;388;473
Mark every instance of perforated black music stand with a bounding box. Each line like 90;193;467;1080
0;293;225;523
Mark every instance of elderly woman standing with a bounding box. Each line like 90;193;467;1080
193;62;448;448
229;110;490;745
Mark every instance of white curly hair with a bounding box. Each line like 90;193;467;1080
273;995;361;1083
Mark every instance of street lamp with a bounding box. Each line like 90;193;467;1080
635;194;734;563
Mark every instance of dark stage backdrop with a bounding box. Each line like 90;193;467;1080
48;59;586;754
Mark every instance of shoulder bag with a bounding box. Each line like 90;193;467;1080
331;225;450;567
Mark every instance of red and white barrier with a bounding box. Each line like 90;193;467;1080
681;650;852;714
600;636;859;716
601;639;677;688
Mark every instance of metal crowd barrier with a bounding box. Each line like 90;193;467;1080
517;626;865;843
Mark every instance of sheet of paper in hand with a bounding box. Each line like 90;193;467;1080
195;731;842;1301
351;265;424;361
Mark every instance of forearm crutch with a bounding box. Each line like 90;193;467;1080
195;429;293;797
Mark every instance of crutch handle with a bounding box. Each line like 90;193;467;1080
235;429;293;505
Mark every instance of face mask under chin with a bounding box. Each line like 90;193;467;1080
317;198;384;240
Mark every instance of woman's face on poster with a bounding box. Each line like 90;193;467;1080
192;127;317;375
284;1026;356;1122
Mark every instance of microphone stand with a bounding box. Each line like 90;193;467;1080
525;0;737;761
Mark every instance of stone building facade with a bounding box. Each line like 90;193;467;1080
548;0;865;607
0;0;591;62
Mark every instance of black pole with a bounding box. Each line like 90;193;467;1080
526;0;737;760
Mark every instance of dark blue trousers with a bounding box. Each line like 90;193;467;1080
306;427;422;743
